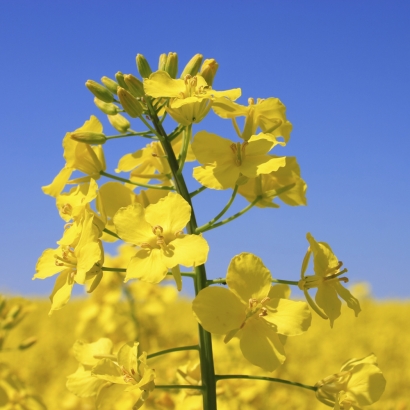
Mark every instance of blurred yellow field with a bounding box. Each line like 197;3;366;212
1;279;408;409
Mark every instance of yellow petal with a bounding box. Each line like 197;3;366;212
212;98;248;119
113;204;153;245
144;192;191;233
125;248;168;284
96;383;128;410
97;182;135;218
239;318;286;371
66;366;105;398
333;281;361;317
191;131;233;165
316;283;341;327
72;338;113;366
92;359;124;384
192;287;245;334
34;248;62;279
164;235;209;269
193;163;239;190
264;298;311;336
49;270;74;314
144;71;185;98
226;253;272;304
42;166;73;197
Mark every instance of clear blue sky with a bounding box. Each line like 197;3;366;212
1;1;409;299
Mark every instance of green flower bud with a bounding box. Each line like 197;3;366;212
164;52;178;79
115;72;128;90
94;97;119;115
85;80;114;103
181;54;203;78
124;74;145;97
70;131;107;144
136;54;153;78
108;113;130;133
18;336;37;350
101;76;119;94
158;53;167;71
118;87;144;118
199;58;219;86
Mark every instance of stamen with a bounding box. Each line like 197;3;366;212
260;297;270;305
61;204;72;215
152;225;164;235
140;242;151;249
248;97;255;105
259;307;268;317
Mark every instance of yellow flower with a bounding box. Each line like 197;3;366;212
42;116;106;197
298;233;361;327
113;192;209;289
143;71;241;125
237;156;307;208
192;253;311;371
315;354;386;409
212;97;292;143
33;211;104;313
192;131;286;190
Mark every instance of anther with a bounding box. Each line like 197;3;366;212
260;297;270;304
248;97;255;105
259;307;268;317
152;225;164;235
61;204;72;214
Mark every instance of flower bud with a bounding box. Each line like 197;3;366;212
94;97;120;115
117;87;144;118
124;74;145;98
158;53;167;71
164;52;178;79
6;305;21;320
70;131;107;144
101;76;119;94
115;71;129;90
180;54;203;78
199;59;219;86
85;80;114;103
108;113;131;133
18;336;37;350
136;54;153;78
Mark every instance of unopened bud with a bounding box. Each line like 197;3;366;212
199;59;219;86
108;113;131;133
70;131;107;145
158;53;167;71
85;80;114;103
136;54;153;78
18;336;37;350
124;74;145;97
101;76;119;94
94;98;120;115
164;52;178;79
118;87;144;118
2;317;15;330
115;72;128;90
7;305;21;320
181;54;203;78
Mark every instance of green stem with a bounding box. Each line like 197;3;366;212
147;345;199;360
103;228;121;239
272;279;300;286
166;271;196;279
168;125;185;142
190;186;207;198
215;374;317;392
196;186;239;233
196;196;261;234
177;124;192;176
206;278;227;286
138;114;162;138
102;267;126;273
155;384;206;390
106;130;156;140
100;171;174;191
145;97;217;410
123;284;139;341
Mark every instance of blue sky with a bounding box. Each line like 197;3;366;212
1;1;409;299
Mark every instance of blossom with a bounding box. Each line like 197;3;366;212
42;116;106;197
113;192;209;289
298;233;361;327
67;339;155;409
192;253;311;371
237;156;307;208
192;131;286;190
212;97;292;143
33;210;104;313
143;71;241;125
315;354;386;409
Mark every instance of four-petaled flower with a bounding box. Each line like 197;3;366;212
298;233;361;327
192;253;311;371
143;71;241;125
192;131;286;190
113;192;209;290
315;354;386;409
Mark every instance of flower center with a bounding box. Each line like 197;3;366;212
230;142;249;166
240;297;270;328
